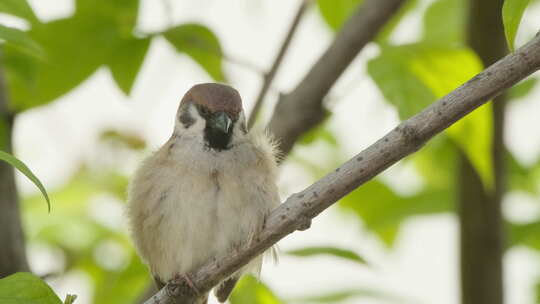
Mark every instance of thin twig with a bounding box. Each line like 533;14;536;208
268;0;406;157
247;0;311;128
143;24;540;304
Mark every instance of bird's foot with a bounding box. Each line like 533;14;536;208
173;273;200;296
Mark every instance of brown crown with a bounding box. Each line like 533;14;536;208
180;83;243;119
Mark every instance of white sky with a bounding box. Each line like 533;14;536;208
5;0;540;303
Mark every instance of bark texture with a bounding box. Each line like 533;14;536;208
459;1;507;303
144;32;540;304
0;64;30;278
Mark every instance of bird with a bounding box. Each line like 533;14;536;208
127;83;280;303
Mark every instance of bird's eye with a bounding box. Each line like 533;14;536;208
198;105;211;117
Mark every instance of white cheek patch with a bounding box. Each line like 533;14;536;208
188;105;206;130
230;112;248;145
236;112;247;134
176;104;206;136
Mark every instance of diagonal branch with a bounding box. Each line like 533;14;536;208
144;30;540;304
267;0;407;157
247;0;311;129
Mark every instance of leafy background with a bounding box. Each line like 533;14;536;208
1;0;540;303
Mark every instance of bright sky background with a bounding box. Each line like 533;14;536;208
5;0;540;303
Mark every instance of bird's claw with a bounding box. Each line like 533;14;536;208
173;273;200;296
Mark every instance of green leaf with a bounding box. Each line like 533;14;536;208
230;275;282;304
0;272;62;304
75;0;139;37
5;16;118;110
508;77;538;100
0;24;44;58
507;152;540;194
535;280;540;303
164;24;225;81
508;220;540;250
368;46;436;119
411;135;457;188
316;0;363;31
369;44;494;189
503;0;532;51
100;129;147;150
108;37;150;95
89;253;148;304
340;179;452;246
422;0;466;46
0;0;38;22
446;103;493;190
0;150;50;212
287;246;367;264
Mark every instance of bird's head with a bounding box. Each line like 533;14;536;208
174;83;247;151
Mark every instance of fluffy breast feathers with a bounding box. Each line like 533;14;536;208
126;130;281;284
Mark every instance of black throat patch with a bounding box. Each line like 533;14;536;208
204;123;234;151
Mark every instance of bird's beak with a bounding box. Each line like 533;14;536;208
212;111;232;133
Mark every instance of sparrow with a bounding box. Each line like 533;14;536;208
127;83;280;303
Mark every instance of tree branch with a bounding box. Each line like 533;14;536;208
0;56;30;277
459;0;508;303
247;0;311;129
267;0;406;157
144;31;540;304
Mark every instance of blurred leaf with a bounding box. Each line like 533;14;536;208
290;288;409;303
340;179;453;246
446;103;493;190
0;272;62;304
508;77;538;100
5;16;117;110
230;275;282;304
0;0;38;22
368;46;436;119
2;44;38;88
508;220;540;250
422;0;466;46
75;0;139;37
0;150;50;212
0;24;44;58
63;294;77;304
22;168;143;302
369;44;493;189
23;168;128;252
0;118;8;151
411;135;457;188
108;37;150;95
88;253;148;304
100;129;146;150
507;152;540;194
536;280;540;303
316;0;363;31
503;0;532;51
287;246;366;265
164;23;225;81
